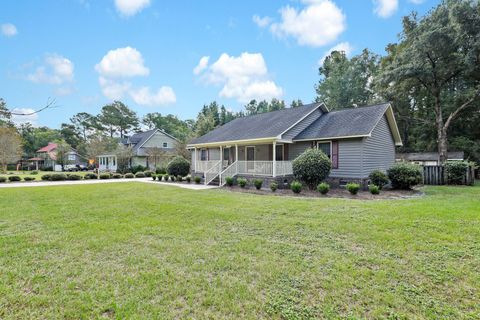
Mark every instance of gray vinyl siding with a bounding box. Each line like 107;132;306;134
282;108;323;140
362;115;395;176
289;139;365;179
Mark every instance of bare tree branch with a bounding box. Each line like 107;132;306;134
9;98;59;116
444;88;480;131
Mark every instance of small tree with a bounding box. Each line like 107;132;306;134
292;148;332;190
116;145;134;174
54;140;71;171
145;147;168;169
0;127;23;172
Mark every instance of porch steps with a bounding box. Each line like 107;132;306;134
207;176;220;186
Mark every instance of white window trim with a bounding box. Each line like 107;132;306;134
163;142;168;148
200;148;208;161
245;146;255;161
316;141;332;158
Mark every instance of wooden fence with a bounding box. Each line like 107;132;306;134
422;165;476;185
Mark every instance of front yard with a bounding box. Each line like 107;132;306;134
0;182;479;318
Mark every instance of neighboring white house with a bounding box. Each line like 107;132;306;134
98;129;178;171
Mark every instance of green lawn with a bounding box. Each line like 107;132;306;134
0;170;92;181
0;183;479;319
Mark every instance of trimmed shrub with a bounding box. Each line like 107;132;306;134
387;163;422;190
369;184;380;195
225;176;234;187
41;174;51;181
270;182;278;192
185;176;191;183
238;177;247;188
144;170;154;177
50;174;67;181
254;179;263;190
66;174;82;181
152;174;157;180
290;181;302;194
292;148;331;190
135;172;146;178
84;173;97;180
346;182;360;195
8;176;21;182
177;175;183;182
169;175;176;182
162;174;169;181
445;161;469;185
31;171;39;175
0;176;6;183
24;176;36;181
167;156;190;177
369;170;389;190
131;165;146;174
156;167;167;174
124;173;135;179
317;182;330;195
99;173;111;180
194;176;201;184
112;173;123;179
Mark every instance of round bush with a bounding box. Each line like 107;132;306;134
41;174;51;181
194;176;201;184
31;171;39;175
8;176;21;182
387;163;422;190
66;174;82;181
135;172;146;178
290;181;302;194
369;184;380;195
152;174;157;180
50;174;67;181
84;173;98;180
292;148;331;190
99;173;111;180
176;175;183;182
445;161;469;185
368;170;389;190
0;176;6;183
24;176;36;181
167;156;190;177
317;182;330;195
131;165;146;174
185;176;191;183
270;182;278;192
144;170;154;177
124;173;134;179
225;176;234;187
346;182;360;195
169;175;175;182
254;179;263;190
238;177;247;188
112;173;123;179
156;167;167;175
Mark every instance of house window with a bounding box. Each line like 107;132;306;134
317;141;331;158
163;142;168;148
113;157;116;166
200;149;208;161
68;154;75;161
275;145;284;161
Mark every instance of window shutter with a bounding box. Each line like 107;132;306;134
331;141;339;169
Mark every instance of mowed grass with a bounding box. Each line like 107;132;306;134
0;170;92;181
0;183;479;319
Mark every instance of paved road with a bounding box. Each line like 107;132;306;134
0;178;217;190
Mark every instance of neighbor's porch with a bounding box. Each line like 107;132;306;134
191;143;293;177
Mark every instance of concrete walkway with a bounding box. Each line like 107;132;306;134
0;178;217;190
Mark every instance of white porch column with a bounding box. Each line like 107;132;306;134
194;148;197;172
235;144;238;162
272;141;277;177
220;146;223;169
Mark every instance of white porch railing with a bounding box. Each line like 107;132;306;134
220;161;238;186
204;161;222;185
236;161;293;176
276;161;293;176
196;160;220;173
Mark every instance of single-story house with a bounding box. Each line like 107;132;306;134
98;129;178;171
187;102;402;186
34;142;85;171
396;151;464;166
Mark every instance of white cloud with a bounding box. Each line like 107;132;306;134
268;0;346;47
11;108;38;125
373;0;398;18
193;56;210;75
408;0;425;3
27;54;74;85
95;46;149;78
98;77;131;100
195;52;283;103
252;15;271;28
130;86;176;106
318;42;353;66
114;0;150;16
1;23;17;37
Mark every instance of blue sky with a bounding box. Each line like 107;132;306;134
0;0;439;128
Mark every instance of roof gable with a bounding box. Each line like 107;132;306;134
37;142;57;153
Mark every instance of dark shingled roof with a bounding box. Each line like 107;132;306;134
124;129;157;152
189;102;322;145
293;103;390;140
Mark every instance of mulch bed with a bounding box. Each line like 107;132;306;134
221;185;424;200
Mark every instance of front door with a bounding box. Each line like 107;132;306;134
246;146;255;171
223;147;230;167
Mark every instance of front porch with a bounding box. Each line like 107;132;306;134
191;143;294;185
